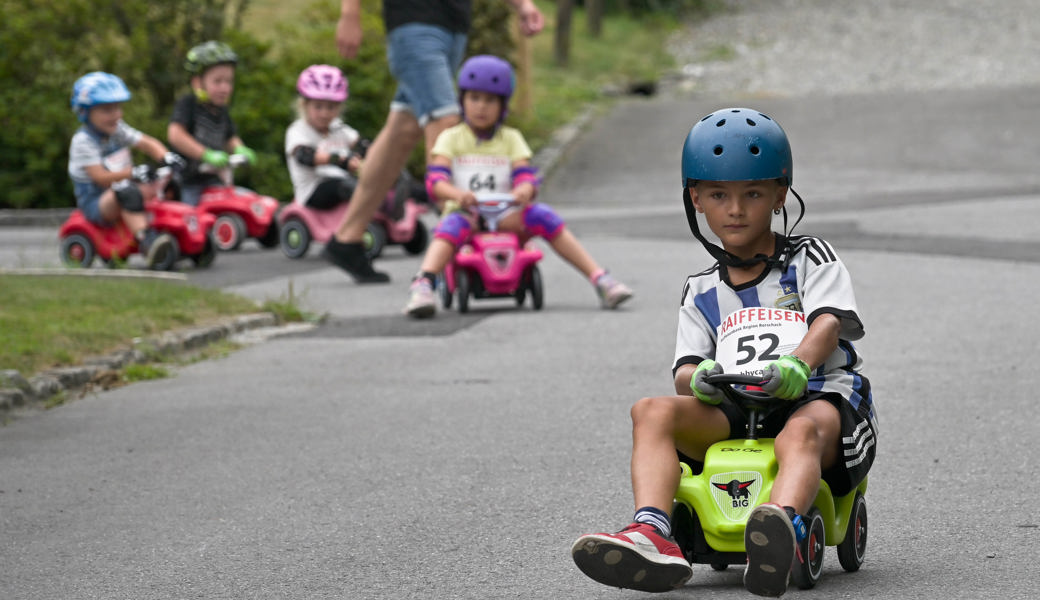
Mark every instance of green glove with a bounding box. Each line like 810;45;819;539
233;145;257;165
201;149;229;168
691;359;725;405
762;355;811;400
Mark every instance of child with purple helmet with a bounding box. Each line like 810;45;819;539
403;55;633;318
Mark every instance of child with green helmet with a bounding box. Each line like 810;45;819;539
167;41;258;206
571;108;877;596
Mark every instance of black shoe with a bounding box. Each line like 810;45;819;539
140;230;177;270
321;238;390;283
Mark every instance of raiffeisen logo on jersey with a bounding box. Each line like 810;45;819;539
718;307;805;338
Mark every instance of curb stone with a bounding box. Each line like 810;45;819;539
0;312;293;418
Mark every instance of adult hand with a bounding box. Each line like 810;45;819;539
691;359;725;405
762;355;811;400
516;0;545;36
336;10;362;58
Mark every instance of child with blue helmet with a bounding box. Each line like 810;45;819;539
167;41;257;206
403;55;633;318
571;108;877;596
67;72;184;267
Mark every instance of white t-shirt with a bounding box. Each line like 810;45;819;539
68;120;143;184
673;235;874;421
284;117;360;204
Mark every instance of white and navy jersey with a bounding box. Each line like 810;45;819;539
674;235;876;426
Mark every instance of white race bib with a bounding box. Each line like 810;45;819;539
102;147;133;173
716;308;807;377
453;154;511;194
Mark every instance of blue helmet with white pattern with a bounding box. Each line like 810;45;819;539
71;72;131;123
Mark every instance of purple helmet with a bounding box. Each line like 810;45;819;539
457;55;514;121
297;65;349;102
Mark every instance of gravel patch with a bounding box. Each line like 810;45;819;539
669;0;1040;97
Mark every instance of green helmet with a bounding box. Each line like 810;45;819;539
185;41;238;74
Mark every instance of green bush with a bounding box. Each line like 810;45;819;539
0;0;596;208
0;0;395;208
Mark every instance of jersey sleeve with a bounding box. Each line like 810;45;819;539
285;119;306;157
672;278;718;374
799;239;865;340
114;120;143;148
68;131;101;182
502;127;533;162
170;94;194;127
430;125;461;160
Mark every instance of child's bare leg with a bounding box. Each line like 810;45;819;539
546;228;601;279
418;237;456;274
630;395;730;512
499;212;599;277
770;400;841;513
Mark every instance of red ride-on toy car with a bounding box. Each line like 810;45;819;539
59;168;217;270
184;154;280;252
278;171;429;260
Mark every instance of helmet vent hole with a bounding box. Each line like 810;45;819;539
713;145;724;156
746;118;757;126
749;145;760;155
715;119;726;127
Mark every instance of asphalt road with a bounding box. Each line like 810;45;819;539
4;53;1040;600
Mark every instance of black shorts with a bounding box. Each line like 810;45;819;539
714;387;877;498
306;177;357;210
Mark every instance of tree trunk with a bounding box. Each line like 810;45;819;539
554;0;573;66
587;0;603;38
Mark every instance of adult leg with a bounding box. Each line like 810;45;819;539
333;109;422;242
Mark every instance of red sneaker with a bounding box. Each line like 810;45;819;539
571;522;692;593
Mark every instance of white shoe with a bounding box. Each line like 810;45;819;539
404;278;436;319
594;272;633;309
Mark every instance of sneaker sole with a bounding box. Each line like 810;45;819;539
603;291;633;309
571;535;691;593
405;304;436;319
744;505;796;597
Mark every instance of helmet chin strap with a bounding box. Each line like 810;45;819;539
682;186;806;269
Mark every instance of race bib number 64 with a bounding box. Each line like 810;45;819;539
715;308;807;377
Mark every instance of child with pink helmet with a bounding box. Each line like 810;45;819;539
285;64;365;210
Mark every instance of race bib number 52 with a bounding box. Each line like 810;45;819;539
716;308;807;377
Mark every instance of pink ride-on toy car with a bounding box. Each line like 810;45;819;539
278;172;430;260
59;168;217;270
187;154;280;252
439;193;545;313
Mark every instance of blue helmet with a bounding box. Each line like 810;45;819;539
681;108;802;269
71;72;131;122
681;107;792;187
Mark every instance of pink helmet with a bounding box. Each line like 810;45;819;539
297;65;348;102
